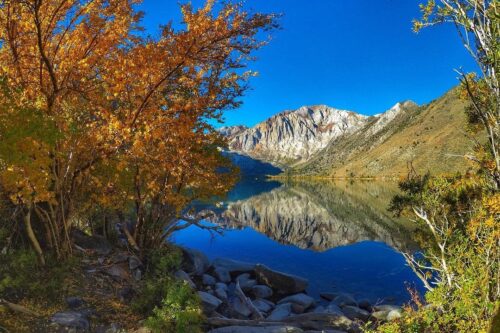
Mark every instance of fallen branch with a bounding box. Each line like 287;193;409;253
0;299;40;317
234;281;264;320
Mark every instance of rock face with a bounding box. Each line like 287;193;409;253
221;105;368;166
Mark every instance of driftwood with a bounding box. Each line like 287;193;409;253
0;299;40;317
234;281;264;320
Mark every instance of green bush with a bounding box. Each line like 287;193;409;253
145;280;203;333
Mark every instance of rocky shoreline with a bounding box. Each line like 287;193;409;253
44;234;403;333
178;247;403;333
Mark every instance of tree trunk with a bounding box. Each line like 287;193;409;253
24;206;45;266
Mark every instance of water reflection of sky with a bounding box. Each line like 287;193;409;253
171;179;426;305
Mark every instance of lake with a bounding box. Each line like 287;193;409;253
171;178;425;305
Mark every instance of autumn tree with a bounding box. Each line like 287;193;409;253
0;0;276;263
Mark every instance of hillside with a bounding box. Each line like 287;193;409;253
293;89;475;177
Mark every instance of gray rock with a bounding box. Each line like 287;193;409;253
214;267;231;283
212;258;256;276
51;311;90;330
281;312;354;332
66;297;84;309
215;282;228;291
255;264;308;295
312;305;325;313
198;291;222;313
252;299;275;313
208;326;303;333
228;296;252;318
332;294;357;307
325;303;344;316
214;287;228;300
251;285;273;299
371;310;390;321
132;269;142;281
267;303;293;320
236;273;257;291
357;299;372;312
341;306;371;321
303;330;347;333
278;293;315;309
128;256;142;270
183;248;209;276
104;264;130;281
174;270;196;289
387;309;402;321
203;274;217;286
320;292;338;301
373;304;401;312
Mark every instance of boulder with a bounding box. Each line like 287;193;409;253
251;285;273;299
319;292;338;301
198;291;222;313
387;309;402;321
373;304;401;313
236;273;257;291
215;282;228;291
332;294;357;307
228;296;252;318
208;326;303;333
214;267;232;283
255;264;308;295
357;299;372;312
281;313;354;332
51;311;90;330
267;303;293;320
215;287;228;300
371;311;390;321
212;258;256;276
182;248;209;276
278;293;315;309
252;299;275;313
324;303;344;316
65;297;84;309
341;306;371;321
104;263;130;281
174;270;196;289
128;256;143;270
203;274;217;286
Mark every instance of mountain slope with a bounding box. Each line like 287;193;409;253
293;89;475;177
223;105;368;166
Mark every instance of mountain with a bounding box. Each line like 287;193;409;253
222;105;368;166
294;89;475;177
221;89;474;177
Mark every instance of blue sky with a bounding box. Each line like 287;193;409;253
139;0;477;127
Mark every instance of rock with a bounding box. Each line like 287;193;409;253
104;264;130;281
215;282;228;291
267;303;293;320
324;303;344;316
51;311;90;330
128;256;143;270
208;326;303;333
228;296;252;318
281;312;354;332
341;306;371;321
174;270;196;289
312;305;325;313
132;269;142;281
373;304;401;312
320;292;338;301
371;311;390;321
215;287;228;300
255;264;308;295
71;229;112;255
278;293;315;309
183;248;209;276
66;297;84;309
357;299;372;312
198;291;222;313
236;273;257;291
332;294;357;307
214;267;232;283
203;274;217;286
252;299;274;313
110;252;129;264
303;330;347;333
387;309;402;321
251;285;273;299
212;258;256;276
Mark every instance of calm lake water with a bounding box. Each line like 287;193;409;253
171;178;425;305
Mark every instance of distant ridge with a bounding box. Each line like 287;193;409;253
220;88;474;177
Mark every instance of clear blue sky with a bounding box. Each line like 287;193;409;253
139;0;477;127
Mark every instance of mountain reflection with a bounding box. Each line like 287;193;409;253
206;180;418;252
